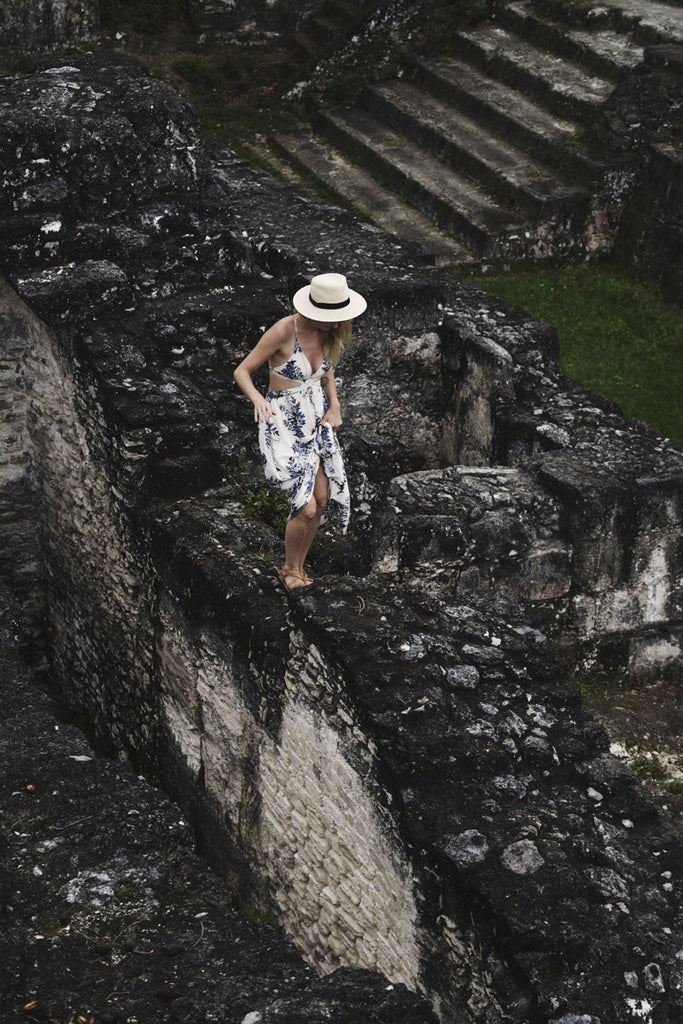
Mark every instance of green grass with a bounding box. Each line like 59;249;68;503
465;261;683;448
167;53;301;152
197;95;300;153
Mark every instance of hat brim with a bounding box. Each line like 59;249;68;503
292;285;367;322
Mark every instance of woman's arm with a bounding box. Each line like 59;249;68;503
321;367;342;431
233;319;289;423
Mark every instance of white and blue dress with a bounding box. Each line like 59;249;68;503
258;318;350;533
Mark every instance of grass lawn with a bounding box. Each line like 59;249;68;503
465;260;683;449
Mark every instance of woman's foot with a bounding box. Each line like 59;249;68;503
278;566;313;592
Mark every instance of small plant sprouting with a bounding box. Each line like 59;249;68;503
241;903;277;926
243;484;289;536
464;0;490;26
629;751;667;781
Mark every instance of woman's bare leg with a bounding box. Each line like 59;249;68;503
283;464;329;579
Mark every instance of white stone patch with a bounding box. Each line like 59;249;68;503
40;220;62;234
571;593;597;638
61;869;115;906
35;838;64;853
640;545;669;623
628;636;681;677
500;839;545;875
160;695;202;779
442;830;490;868
536;422;571;448
60;860;160;912
259;702;420;987
595;587;639;633
196;645;254;830
625;996;654;1020
389;332;441;370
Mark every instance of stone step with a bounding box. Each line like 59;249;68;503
271;129;473;264
306;13;346;46
499;0;646;80
450;22;616;121
324;0;367;19
533;0;683;46
412;56;607;183
293;0;372;57
316;105;528;257
291;30;319;61
363;79;588;221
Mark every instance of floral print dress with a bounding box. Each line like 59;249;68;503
258;318;350;532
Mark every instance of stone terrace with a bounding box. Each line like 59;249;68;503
2;53;683;1023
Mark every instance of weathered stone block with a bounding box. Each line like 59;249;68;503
0;0;99;50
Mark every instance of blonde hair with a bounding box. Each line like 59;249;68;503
321;319;352;365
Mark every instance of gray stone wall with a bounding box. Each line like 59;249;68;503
0;275;159;762
0;0;99;50
598;43;683;299
0;280;44;643
158;604;423;983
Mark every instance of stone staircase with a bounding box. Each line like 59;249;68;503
272;0;683;265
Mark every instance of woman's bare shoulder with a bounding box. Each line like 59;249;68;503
269;314;295;339
262;314;295;356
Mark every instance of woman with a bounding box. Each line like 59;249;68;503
233;273;366;591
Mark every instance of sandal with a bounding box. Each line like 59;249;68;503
277;567;313;592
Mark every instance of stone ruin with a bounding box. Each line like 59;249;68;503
185;0;370;43
0;0;99;52
1;49;683;1023
188;0;683;295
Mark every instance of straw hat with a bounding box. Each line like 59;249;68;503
292;273;367;322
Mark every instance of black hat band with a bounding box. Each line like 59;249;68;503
310;295;351;310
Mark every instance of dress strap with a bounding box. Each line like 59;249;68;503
292;314;298;346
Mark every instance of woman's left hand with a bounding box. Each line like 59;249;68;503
322;406;343;432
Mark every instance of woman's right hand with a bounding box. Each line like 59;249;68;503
253;396;277;423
